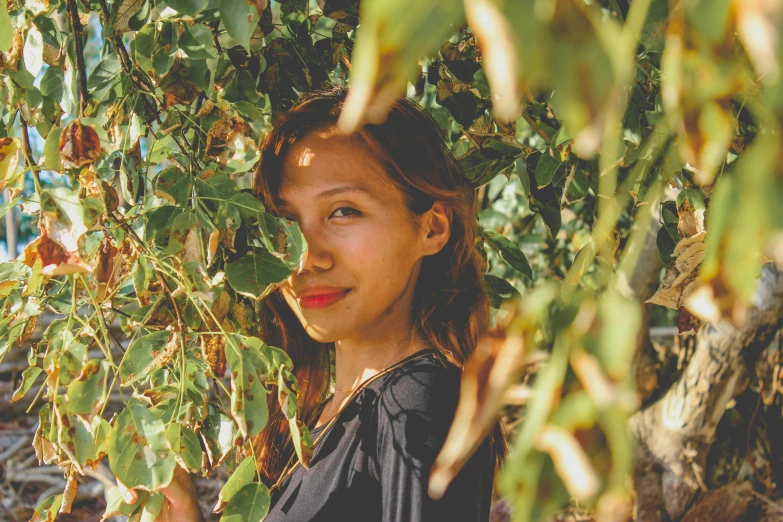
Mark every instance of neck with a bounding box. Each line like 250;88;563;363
332;330;429;395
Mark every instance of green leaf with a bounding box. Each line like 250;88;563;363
144;205;180;244
165;424;203;472
30;494;62;522
231;193;266;224
216;204;241;249
484;274;521;309
180;23;218;59
66;359;108;415
259;216;307;270
40;66;65;99
225;251;290;299
215;455;256;512
108;404;176;490
87;53;122;91
132;257;153;301
165;211;202;256
0;195;19;224
152;22;179;76
133;24;156;75
44;127;63;171
222;69;262;104
162;0;208;16
530;196;562;240
118;330;173;385
223;335;272;438
280;0;307;25
23;25;44;77
73;416;110;467
140;491;166;522
535;150;563;188
219;0;259;51
221;483;271;522
103;480;145;518
483;231;533;279
0;0;12;52
657;224;679;267
154;166;193;205
202;410;236;467
11;366;43;402
195;173;241;201
676;188;706;211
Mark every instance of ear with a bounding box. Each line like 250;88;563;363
420;201;452;257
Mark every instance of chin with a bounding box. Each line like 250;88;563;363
301;322;347;344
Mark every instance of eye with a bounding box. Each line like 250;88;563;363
329;207;361;219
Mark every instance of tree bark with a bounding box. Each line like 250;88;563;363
631;263;783;521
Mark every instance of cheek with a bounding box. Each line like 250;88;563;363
342;222;420;281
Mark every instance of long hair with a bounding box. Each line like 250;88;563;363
251;86;507;489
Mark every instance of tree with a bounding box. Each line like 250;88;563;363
0;0;781;521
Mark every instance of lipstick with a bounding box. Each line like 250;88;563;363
298;289;350;309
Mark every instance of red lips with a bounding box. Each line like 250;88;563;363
297;287;351;309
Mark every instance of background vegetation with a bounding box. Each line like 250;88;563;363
1;0;783;521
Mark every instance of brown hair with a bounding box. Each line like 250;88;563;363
251;86;507;489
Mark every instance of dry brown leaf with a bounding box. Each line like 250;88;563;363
211;289;230;324
646;207;706;332
735;0;782;84
160;59;201;108
33;427;59;465
207;230;220;267
59;120;102;168
60;471;78;514
181;228;203;265
0;137;20;191
112;0;143;33
201;334;227;378
42;42;62;67
464;0;519;122
23;232;92;276
1;29;24;72
19;315;38;346
535;424;600;500
429;329;525;499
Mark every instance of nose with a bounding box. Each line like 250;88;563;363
295;222;334;275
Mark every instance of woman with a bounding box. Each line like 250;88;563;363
117;87;506;521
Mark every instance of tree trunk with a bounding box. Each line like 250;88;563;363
631;263;783;521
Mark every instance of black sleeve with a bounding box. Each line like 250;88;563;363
373;366;492;522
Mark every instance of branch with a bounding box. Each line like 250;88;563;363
95;0;192;157
66;0;89;116
109;212;186;333
18;112;43;193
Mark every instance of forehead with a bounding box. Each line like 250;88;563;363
277;129;397;203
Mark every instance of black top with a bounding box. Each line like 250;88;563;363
264;349;495;522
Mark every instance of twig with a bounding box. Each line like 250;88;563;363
18;112;43;193
109;212;186;332
0;435;32;464
95;0;192;157
66;0;90;116
96;0;153;93
753;490;783;514
210;21;223;54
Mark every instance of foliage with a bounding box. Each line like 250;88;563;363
0;0;781;521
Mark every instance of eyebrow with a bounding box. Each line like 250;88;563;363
275;185;373;207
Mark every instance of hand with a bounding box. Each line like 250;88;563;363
113;466;205;522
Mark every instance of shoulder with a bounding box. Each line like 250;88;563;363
373;350;461;416
368;351;462;463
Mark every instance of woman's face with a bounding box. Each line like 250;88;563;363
274;128;447;345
